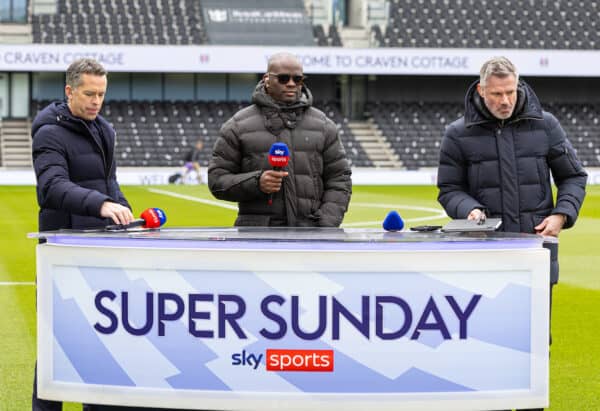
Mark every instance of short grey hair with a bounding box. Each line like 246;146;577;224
66;58;107;89
479;56;518;87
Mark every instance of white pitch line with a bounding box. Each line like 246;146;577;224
0;282;35;286
342;215;446;227
148;188;448;227
343;203;447;227
147;188;238;210
351;202;445;214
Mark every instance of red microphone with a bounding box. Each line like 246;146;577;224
267;143;290;205
106;208;167;231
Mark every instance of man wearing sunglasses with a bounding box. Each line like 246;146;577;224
209;52;352;227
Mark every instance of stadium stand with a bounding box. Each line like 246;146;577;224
313;24;343;46
19;0;600;170
28;96;600;169
31;0;340;46
375;0;600;49
30;100;372;168
367;100;600;169
366;101;455;170
32;0;208;44
318;100;373;167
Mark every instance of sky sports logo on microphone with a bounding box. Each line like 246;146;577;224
268;142;290;169
232;349;334;372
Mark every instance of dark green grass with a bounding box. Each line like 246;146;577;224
1;185;598;410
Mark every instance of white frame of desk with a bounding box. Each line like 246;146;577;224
37;238;549;410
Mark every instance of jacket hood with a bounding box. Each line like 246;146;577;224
31;101;91;138
251;80;314;134
464;79;544;127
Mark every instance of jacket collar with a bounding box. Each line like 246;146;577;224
252;80;312;110
252;80;313;134
464;79;544;128
32;101;111;136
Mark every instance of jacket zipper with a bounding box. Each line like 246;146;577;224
70;115;109;176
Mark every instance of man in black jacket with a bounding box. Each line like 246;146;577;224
32;59;134;232
438;56;586;235
437;56;587;411
209;52;352;227
31;58;134;410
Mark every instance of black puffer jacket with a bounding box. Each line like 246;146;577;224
208;81;352;227
437;80;587;234
32;101;130;231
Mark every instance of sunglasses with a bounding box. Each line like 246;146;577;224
269;73;306;85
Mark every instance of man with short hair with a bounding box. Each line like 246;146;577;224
437;56;587;411
31;58;134;410
438;56;586;238
209;52;352;227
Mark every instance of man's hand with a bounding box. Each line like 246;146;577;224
534;214;567;237
467;208;485;221
259;170;289;194
100;202;135;225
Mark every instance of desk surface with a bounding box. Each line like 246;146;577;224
30;228;548;251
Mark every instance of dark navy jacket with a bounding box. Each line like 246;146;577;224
32;101;130;231
437;80;587;234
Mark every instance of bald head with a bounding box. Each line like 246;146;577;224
267;52;302;73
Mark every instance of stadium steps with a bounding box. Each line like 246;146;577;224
31;0;57;14
305;0;330;26
348;120;402;168
366;0;388;31
0;24;33;43
0;119;32;168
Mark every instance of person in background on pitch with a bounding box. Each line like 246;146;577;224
183;139;205;184
208;52;352;227
31;58;134;411
169;139;205;184
437;56;587;411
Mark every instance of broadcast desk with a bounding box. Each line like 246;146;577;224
32;228;551;410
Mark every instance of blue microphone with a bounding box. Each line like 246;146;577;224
383;210;404;231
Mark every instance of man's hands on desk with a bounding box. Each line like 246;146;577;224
468;208;567;237
101;201;135;225
467;208;486;224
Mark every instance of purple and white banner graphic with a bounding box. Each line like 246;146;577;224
37;243;549;410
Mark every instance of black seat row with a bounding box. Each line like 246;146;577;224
373;0;600;49
31;100;369;168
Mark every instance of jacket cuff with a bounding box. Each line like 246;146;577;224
89;192;112;217
552;206;576;229
457;199;485;219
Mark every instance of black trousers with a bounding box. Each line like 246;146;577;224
32;363;61;411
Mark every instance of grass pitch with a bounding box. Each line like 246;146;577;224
0;184;598;411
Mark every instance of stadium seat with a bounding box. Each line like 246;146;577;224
32;100;372;168
372;0;600;49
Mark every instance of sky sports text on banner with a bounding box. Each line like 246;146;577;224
35;235;550;410
1;44;600;76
